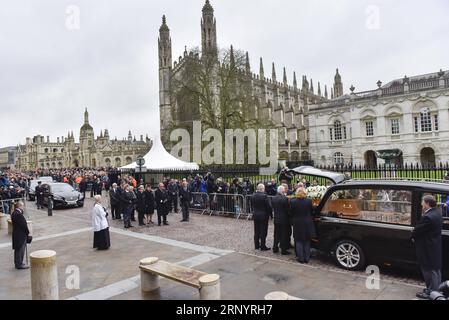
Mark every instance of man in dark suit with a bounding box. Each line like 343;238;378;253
412;195;443;300
11;202;30;270
179;181;192;222
251;184;272;251
109;183;121;220
35;181;44;210
271;186;291;255
155;183;169;226
120;185;135;229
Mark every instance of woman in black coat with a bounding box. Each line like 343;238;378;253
289;188;316;264
144;185;155;225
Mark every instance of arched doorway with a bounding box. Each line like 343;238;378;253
421;147;436;168
301;151;310;161
279;151;289;161
125;157;133;165
291;151;300;161
73;160;79;168
92;158;97;168
115;158;122;168
364;151;377;169
105;158;111;168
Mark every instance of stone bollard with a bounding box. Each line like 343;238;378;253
0;213;7;230
140;257;160;293
199;274;221;300
264;291;302;300
27;221;33;236
7;219;12;235
30;250;59;300
7;219;33;236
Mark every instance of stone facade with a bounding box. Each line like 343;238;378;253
158;1;342;163
308;70;449;167
0;147;17;170
16;109;151;171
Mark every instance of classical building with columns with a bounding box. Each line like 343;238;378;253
308;70;449;167
16;109;151;171
158;1;342;163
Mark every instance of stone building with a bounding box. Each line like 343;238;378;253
308;70;449;167
0;147;17;170
158;1;342;163
16;109;151;171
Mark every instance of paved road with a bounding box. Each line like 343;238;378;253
0;196;425;300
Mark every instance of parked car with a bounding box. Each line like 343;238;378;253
27;177;53;201
291;166;449;276
40;183;85;209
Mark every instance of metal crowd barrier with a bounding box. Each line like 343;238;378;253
189;192;255;220
0;197;27;215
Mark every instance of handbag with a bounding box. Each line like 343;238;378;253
27;235;33;244
103;206;109;218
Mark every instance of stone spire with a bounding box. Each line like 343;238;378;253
318;82;322;96
293;72;298;90
302;75;309;92
158;15;172;69
283;67;288;86
324;85;328;99
100;130;103;138
159;15;169;32
272;63;277;83
331;86;335;99
310;79;314;94
259;57;265;80
201;0;217;57
104;129;109;139
84;107;89;125
229;45;235;69
334;68;343;98
128;130;132;141
245;52;251;75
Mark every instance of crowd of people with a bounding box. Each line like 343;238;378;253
3;166;447;300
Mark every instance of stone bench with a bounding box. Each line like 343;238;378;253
139;257;220;300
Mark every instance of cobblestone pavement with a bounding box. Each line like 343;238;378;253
46;196;424;287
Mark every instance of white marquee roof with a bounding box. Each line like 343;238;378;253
120;137;199;172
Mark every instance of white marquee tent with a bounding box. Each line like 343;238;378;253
120;136;199;172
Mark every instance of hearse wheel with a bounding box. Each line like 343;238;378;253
334;240;365;271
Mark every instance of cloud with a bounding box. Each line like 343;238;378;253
1;0;448;147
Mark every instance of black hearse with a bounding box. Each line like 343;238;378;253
292;166;449;275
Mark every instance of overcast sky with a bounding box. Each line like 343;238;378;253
1;0;448;147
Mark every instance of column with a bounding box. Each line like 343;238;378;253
140;257;160;293
199;274;221;300
30;250;59;300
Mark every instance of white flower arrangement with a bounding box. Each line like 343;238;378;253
306;185;328;199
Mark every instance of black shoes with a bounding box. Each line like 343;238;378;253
273;248;279;253
416;290;430;300
16;265;30;270
260;247;271;251
163;222;169;226
281;251;292;256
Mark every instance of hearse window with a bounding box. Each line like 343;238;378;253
422;192;449;225
321;189;412;225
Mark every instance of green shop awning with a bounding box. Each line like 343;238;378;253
376;149;403;160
